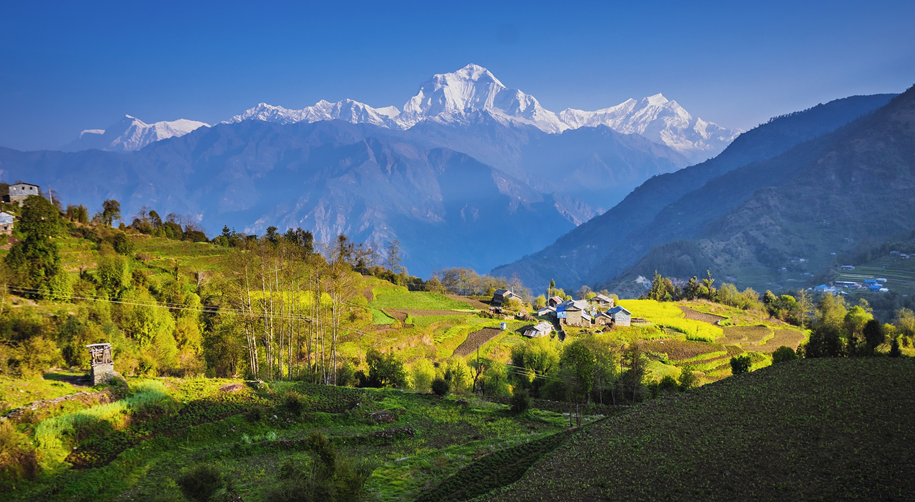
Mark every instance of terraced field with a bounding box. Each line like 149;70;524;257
679;306;726;324
491;358;915;501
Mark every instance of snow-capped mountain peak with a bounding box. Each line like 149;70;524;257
64;64;739;162
63;115;208;152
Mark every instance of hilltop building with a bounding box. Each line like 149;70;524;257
4;183;40;205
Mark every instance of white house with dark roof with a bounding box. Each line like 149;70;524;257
608;306;632;327
5;183;40;205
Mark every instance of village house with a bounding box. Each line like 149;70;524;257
594;311;614;325
536;305;556;317
0;211;14;235
556;299;590;327
523;321;553;338
491;289;519;306
4;183;40;205
547;296;563;308
840;265;856;271
590;294;615;309
608;306;632;327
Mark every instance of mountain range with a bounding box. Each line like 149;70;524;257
66;64;738;166
62;115;208;152
494;91;904;295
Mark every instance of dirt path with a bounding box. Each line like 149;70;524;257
362;287;374;302
679;306;727;324
453;327;503;357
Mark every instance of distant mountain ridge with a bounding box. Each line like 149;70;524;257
224;64;739;164
492;93;898;294
65;64;738;164
62;115;208;152
4;119;612;277
604;87;915;296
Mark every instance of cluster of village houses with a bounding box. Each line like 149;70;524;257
816;275;890;294
0;182;41;235
491;289;632;338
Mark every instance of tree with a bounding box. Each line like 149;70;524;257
561;341;595;426
101;199;121;226
548;279;555;298
678;366;697;391
862;319;884;355
4;195;63;291
411;359;435;393
772;346;798;363
364;349;407;388
385;239;403;275
729;355;751;374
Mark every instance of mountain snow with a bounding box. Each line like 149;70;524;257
63;115;209;152
226;64;738;163
65;64;738;162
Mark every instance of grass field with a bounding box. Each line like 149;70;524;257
489;358;915;501
370;285;474;311
3;375;583;502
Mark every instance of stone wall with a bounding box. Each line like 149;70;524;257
91;363;115;385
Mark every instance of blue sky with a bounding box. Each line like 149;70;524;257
1;0;913;151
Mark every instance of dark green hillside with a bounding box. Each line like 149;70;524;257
491;358;915;501
493;94;895;293
608;85;915;295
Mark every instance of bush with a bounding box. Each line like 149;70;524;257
678;366;697;391
0;421;38;489
730;355;752;375
112;232;134;255
658;375;679;393
772;346;798;363
431;377;450;396
283;391;305;415
510;388;531;414
176;464;224;502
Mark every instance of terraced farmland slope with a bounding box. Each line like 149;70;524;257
490;358;915;501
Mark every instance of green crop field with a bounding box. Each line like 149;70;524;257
488;358;915;501
2;374;584;502
370;285;474;311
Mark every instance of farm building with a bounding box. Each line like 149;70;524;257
0;211;13;235
547;296;563;307
4;183;40;205
536;306;555;317
523;321;553;338
594;311;614;325
840;265;855;271
608;306;632;327
590;294;614;308
876;278;887;283
556;299;589;327
491;289;519;306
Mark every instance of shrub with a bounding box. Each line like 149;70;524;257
658;375;679;393
678;366;697;391
0;421;38;488
772;346;798;363
176;464;224;502
411;358;435;393
730;355;752;375
283;391;305;415
431;377;450;396
112;232;134;255
510;388;531;414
